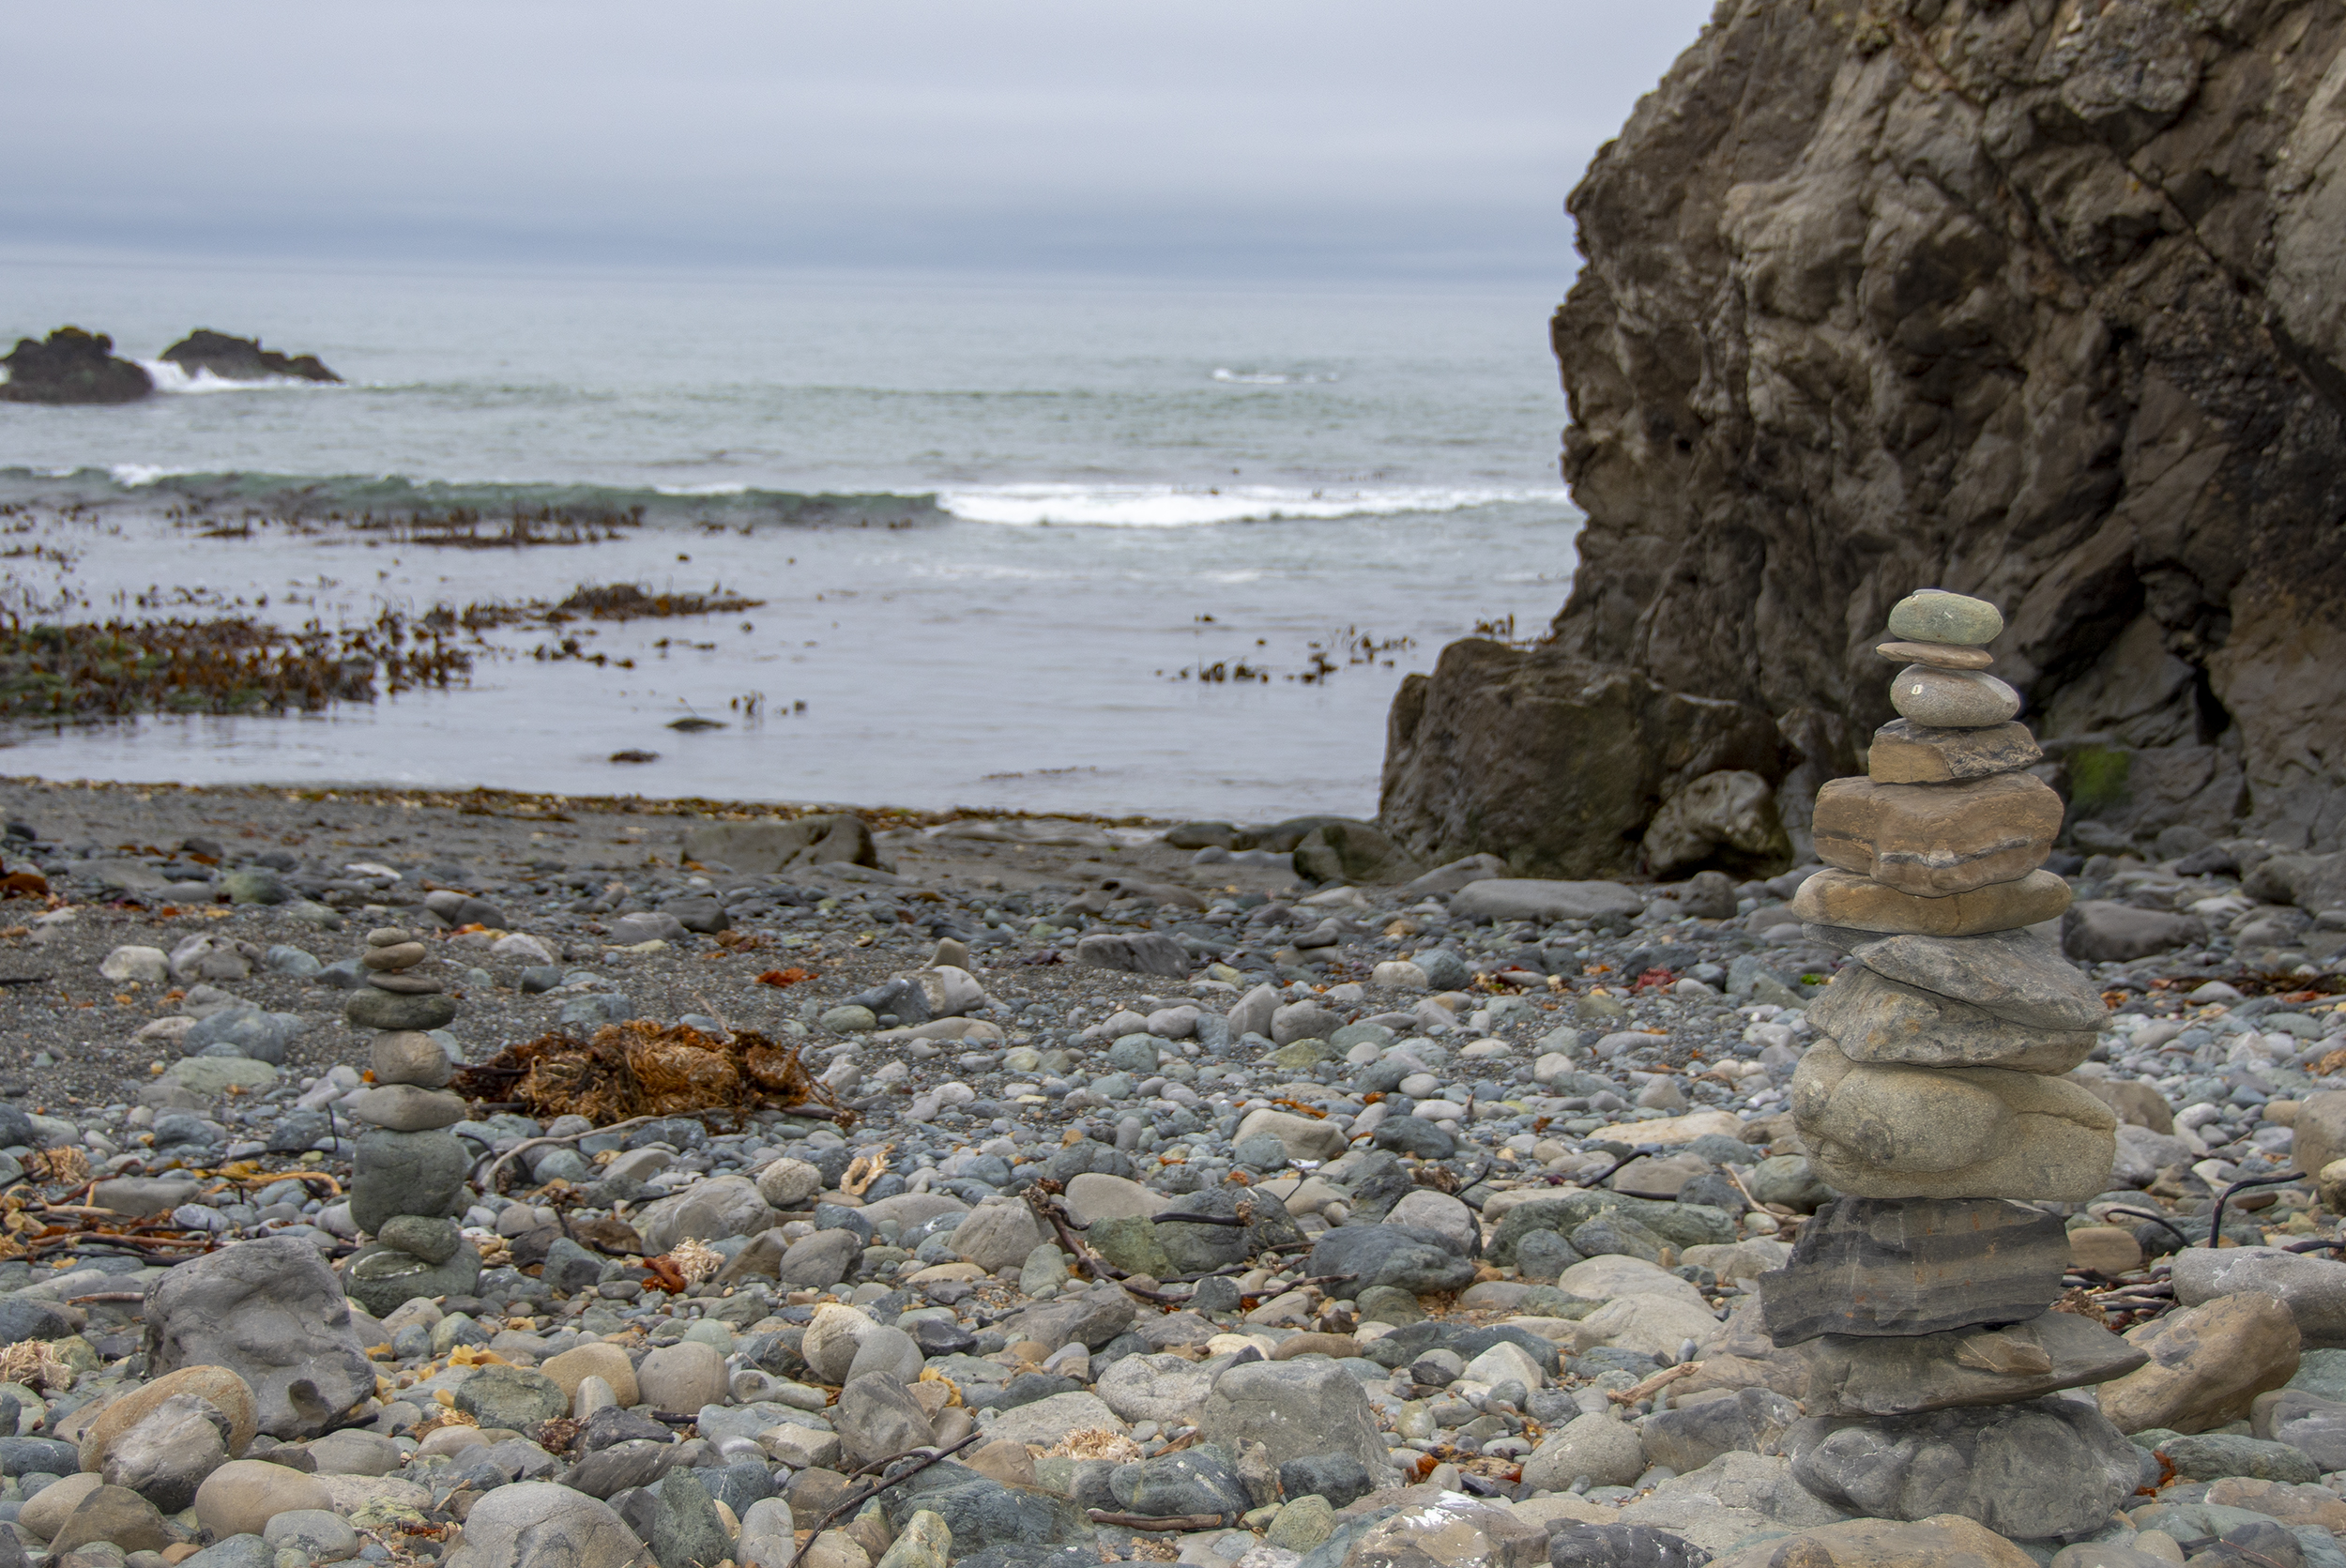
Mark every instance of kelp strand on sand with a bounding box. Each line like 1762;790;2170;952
449;1019;851;1126
0;610;470;720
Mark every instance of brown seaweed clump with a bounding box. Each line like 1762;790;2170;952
0;611;469;720
449;1019;850;1126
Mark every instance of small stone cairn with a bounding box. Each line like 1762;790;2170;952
341;927;481;1316
1757;589;2151;1540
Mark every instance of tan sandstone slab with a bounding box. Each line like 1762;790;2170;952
1790;1041;2116;1201
1791;868;2071;936
1813;772;2062;896
1875;639;1994;670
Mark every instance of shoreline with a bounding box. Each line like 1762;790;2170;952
0;774;1172;834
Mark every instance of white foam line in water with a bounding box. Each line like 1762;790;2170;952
1210;368;1337;385
110;464;200;487
134;361;340;395
938;482;1566;527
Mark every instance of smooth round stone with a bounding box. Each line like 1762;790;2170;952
345;990;457;1031
1889;665;2019;728
370;1032;452;1089
377;1214;463;1266
1887;588;2003;646
192;1460;332;1540
350;1085;465;1132
360;943;428;972
365;928;413;947
264;1510;358;1563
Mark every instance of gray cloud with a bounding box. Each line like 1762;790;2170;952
5;0;1710;277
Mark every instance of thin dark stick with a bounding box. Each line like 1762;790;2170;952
1022;1189;1185;1303
782;1429;983;1568
2101;1207;2194;1248
2206;1169;2302;1251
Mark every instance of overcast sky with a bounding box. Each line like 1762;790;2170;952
6;2;1713;281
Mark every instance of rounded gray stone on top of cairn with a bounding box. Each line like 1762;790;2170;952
1759;588;2143;1543
342;930;481;1315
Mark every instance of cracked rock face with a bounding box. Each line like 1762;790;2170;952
1383;0;2346;871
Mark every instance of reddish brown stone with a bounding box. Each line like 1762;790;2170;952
1814;773;2063;896
1876;640;1994;670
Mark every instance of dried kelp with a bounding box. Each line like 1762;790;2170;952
449;1019;850;1126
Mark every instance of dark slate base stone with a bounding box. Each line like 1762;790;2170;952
1759;1195;2068;1346
1787;1396;2140;1541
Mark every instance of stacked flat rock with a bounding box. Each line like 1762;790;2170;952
1760;590;2148;1540
342;929;480;1315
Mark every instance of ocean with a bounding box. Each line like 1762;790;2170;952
0;254;1580;820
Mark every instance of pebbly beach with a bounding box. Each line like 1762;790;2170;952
0;571;2342;1568
8;0;2346;1560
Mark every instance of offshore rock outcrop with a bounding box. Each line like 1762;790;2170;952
160;329;340;384
1383;0;2346;874
0;327;153;404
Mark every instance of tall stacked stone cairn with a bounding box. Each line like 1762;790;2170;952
1759;589;2153;1543
340;927;482;1316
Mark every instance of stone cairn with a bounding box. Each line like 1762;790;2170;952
1757;589;2153;1542
341;926;481;1316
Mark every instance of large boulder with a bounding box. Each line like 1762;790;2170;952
1290;819;1422;885
160;330;340;384
1380;648;1790;878
0;327;152;404
141;1239;374;1439
681;814;880;875
1383;0;2346;861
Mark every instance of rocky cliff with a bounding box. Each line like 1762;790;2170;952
1383;0;2346;877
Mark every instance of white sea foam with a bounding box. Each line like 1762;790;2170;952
937;482;1565;527
1211;368;1335;386
109;464;197;488
135;361;337;396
